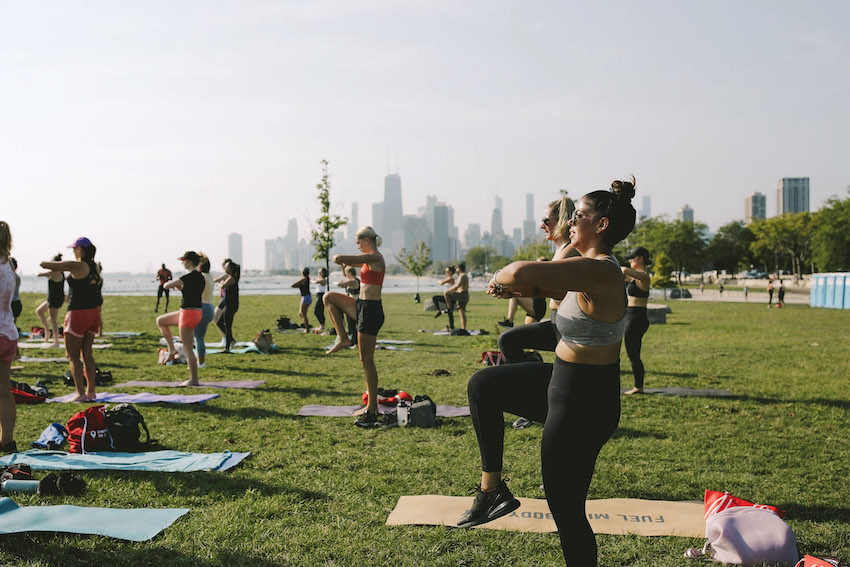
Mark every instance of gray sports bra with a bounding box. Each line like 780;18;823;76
554;256;627;347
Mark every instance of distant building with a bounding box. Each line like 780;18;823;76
347;202;359;240
465;224;482;249
676;205;694;223
526;193;534;222
744;192;766;224
432;204;451;262
776;177;809;214
491;195;504;236
522;219;537;243
640;196;651;219
227;233;243;266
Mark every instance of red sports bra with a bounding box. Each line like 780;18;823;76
360;255;385;286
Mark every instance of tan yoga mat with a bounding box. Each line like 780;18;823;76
386;495;704;537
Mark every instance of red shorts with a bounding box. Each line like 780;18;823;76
0;336;17;363
179;308;202;329
64;307;102;338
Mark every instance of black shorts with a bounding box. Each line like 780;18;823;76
47;291;64;309
355;299;384;336
157;285;170;298
532;297;547;321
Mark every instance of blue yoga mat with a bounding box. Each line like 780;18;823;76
0;450;250;472
0;497;188;541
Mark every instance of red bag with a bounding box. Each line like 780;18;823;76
67;405;112;454
796;556;843;567
704;489;786;520
10;387;46;405
478;351;506;366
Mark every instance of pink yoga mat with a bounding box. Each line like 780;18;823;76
113;380;266;389
48;392;220;404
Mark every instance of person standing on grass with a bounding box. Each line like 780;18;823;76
767;277;774;308
777;279;786;307
9;258;21;324
322;226;385;428
432;266;455;317
155;263;173;312
41;237;103;402
458;178;636;567
292;267;312;332
622;246;652;395
314;267;328;330
0;222;19;453
444;263;469;331
215;260;240;351
156;252;204;386
336;266;360;347
194;253;216;369
35;253;65;347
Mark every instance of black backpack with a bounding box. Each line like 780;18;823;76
104;404;154;451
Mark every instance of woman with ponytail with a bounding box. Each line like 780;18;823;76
0;221;18;453
458;178;637;567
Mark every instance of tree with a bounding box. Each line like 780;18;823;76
750;213;814;278
630;217;707;286
650;252;675;288
512;239;555;261
310;160;348;276
395;241;433;300
465;246;494;273
708;221;755;274
812;190;850;271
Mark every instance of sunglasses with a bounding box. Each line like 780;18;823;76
570;211;595;224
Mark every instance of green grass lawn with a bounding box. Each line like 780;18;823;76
3;292;849;566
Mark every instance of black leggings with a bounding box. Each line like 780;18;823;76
497;319;560;363
216;303;238;349
624;307;649;389
467;358;620;565
314;293;326;327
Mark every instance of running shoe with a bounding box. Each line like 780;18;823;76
0;441;18;455
354;411;380;429
457;480;520;528
496;319;514;328
512;417;534;429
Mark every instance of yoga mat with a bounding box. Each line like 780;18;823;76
18;342;112;349
0;449;249;472
113;380;266;389
298;404;470;417
386;495;704;537
0;497;189;541
622;387;734;397
48;392;220;404
103;331;143;337
376;339;415;344
18;356;67;363
161;338;253;348
323;344;413;351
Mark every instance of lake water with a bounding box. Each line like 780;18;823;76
18;273;489;296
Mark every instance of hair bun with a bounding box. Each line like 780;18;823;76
611;176;636;201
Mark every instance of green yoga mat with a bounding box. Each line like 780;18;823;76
0;497;189;541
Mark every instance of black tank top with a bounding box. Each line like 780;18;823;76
67;260;103;310
627;280;649;299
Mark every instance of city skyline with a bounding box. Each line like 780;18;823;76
3;2;848;273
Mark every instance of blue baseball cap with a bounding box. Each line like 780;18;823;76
68;237;92;248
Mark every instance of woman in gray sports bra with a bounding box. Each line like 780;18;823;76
458;178;638;567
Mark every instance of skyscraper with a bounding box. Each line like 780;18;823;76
228;233;243;266
776;177;809;214
465;224;481;249
523;193;536;242
347;202;359;240
676;205;694;223
526;193;534;221
744;192;766;224
640;196;651;219
491;195;504;236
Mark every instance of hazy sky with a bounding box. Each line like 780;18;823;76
3;1;848;273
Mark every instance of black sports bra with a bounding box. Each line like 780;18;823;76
627;279;649;299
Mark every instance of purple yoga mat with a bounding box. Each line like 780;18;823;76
112;380;266;389
48;392;220;404
297;404;470;417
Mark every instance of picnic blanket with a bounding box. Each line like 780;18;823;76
0;497;188;541
112;380;266;389
622;387;734;397
48;392;220;404
386;495;704;537
298;405;470;418
0;449;249;472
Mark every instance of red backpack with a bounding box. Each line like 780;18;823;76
67;405;112;454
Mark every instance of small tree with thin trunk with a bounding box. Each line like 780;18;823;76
311;160;348;276
395;241;433;301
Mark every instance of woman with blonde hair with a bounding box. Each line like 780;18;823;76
40;237;103;402
0;221;19;452
322;226;386;428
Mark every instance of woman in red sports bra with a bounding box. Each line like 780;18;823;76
323;226;386;428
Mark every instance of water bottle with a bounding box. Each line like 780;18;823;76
1;479;40;493
397;400;411;427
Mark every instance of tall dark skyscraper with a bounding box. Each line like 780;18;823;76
776;177;809;214
383;174;403;234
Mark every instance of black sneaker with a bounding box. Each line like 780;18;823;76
434;310;444;318
496;319;514;328
0;441;18;455
457;480;520;528
354;411;380;429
